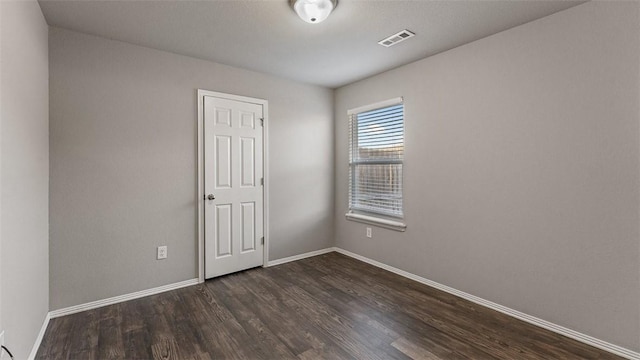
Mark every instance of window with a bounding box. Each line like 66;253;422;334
347;98;406;230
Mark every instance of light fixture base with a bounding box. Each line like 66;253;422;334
289;0;338;24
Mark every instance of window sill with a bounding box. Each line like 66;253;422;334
345;212;407;232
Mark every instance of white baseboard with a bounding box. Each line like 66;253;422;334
49;278;199;319
333;247;640;360
27;312;50;360
267;247;336;267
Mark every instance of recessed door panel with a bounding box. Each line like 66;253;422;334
240;137;255;187
241;202;256;252
215;108;232;127
240;111;255;129
215;135;232;189
215;204;232;258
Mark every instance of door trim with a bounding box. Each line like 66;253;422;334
197;89;269;283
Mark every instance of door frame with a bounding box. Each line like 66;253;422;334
196;89;269;283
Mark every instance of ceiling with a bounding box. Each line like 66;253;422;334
38;0;584;88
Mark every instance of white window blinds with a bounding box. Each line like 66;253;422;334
349;99;404;218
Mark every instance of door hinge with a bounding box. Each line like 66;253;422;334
260;118;264;126
261;237;264;245
260;178;264;186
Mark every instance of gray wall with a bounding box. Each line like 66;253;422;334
335;1;639;352
0;0;50;357
49;28;334;310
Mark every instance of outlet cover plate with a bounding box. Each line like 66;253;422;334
157;246;167;260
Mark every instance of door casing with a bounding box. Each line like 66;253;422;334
197;89;269;283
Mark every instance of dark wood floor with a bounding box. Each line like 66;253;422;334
37;252;621;359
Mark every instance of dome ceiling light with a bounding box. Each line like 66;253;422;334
290;0;338;24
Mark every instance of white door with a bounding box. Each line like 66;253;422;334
204;95;264;279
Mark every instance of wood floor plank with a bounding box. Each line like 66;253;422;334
392;337;441;360
36;252;624;360
67;309;100;359
96;304;125;360
121;299;153;359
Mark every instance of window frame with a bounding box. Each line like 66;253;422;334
346;97;407;232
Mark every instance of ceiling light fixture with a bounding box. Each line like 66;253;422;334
290;0;338;24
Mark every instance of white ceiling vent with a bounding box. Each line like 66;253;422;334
378;30;415;47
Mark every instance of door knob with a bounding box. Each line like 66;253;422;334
207;194;215;200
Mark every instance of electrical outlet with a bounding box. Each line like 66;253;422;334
157;246;167;260
366;227;372;238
